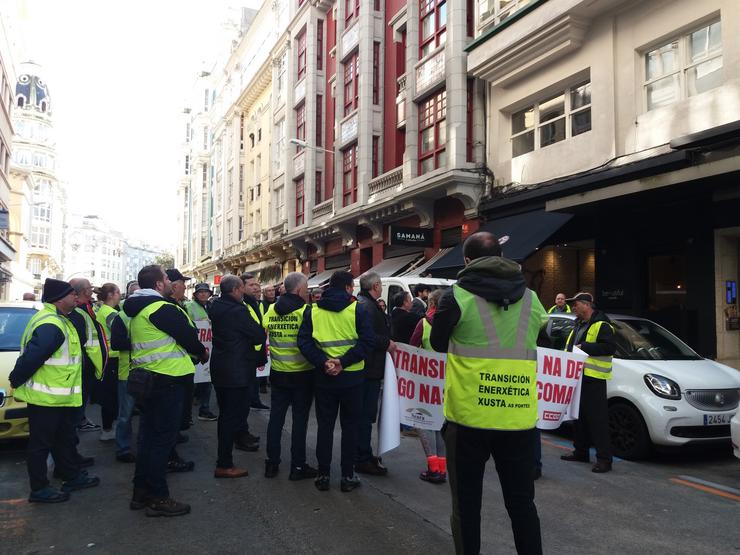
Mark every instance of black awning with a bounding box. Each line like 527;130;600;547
427;210;573;277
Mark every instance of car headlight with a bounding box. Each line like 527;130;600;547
644;374;681;400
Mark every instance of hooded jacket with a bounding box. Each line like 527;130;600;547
357;290;391;380
209;293;267;388
430;256;547;352
297;286;374;388
267;293;313;389
122;290;206;367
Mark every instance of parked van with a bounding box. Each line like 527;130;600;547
352;276;454;311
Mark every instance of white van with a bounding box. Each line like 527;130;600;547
352;276;455;311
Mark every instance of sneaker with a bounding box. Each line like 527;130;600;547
176;432;189;444
235;440;259;452
29;486;70;503
116;453;136;463
314;474;330;492
167;458;195;473
289;464;318;481
264;461;279;479
250;402;270;410
130;488;150;510
76;420;101;432
99;428;115;442
145;498;191;517
197;411;218;421
419;470;446;484
340;474;361;493
560;452;590;463
61;473;100;492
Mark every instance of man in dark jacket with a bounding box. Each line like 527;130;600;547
209;274;267;478
560;292;616;473
355;271;396;476
391;291;421;344
298;271;374;492
411;284;430;318
241;273;270;411
263;272;317;480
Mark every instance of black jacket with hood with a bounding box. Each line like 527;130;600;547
122;290;206;382
431;256;549;353
266;293;313;389
297;287;374;388
209;293;267;388
357;290;391;380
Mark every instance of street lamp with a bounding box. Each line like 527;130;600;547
289;138;335;156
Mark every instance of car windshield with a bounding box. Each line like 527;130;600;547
0;307;37;351
612;319;702;361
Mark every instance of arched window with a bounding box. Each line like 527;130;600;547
17;95;25;108
40;100;47;113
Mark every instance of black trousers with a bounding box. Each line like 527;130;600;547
314;384;363;477
355;379;382;464
266;381;313;468
27;404;80;491
573;376;612;462
444;423;542;555
214;386;250;468
181;375;195;430
96;358;119;430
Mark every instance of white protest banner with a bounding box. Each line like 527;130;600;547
378;353;400;455
392;343;445;431
194;321;212;384
256;341;271;378
535;347;586;430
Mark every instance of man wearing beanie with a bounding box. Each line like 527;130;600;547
9;278;101;503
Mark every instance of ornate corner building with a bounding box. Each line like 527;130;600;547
176;0;488;286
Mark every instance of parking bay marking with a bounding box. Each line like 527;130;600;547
670;475;740;502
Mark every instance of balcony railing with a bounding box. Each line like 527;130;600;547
312;199;334;219
368;167;403;196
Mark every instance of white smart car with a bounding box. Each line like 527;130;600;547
731;413;740;460
547;314;740;460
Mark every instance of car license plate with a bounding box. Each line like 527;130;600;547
703;413;733;426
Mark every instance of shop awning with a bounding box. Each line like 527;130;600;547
426;210;573;276
307;268;348;288
367;252;424;278
400;247;452;277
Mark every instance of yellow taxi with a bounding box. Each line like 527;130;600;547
0;301;43;439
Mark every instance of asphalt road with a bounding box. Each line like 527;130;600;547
0;398;738;555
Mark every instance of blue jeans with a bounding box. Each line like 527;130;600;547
195;382;212;413
116;380;136;456
356;379;381;464
133;377;185;499
266;382;313;468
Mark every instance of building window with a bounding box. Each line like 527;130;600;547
372;136;379;178
345;0;360;25
315;171;322;204
239;114;244;149
316;95;323;147
372;42;380;105
420;0;447;59
238;216;244;240
275;119;286;170
419;89;447;174
296;103;306;152
202;163;208;185
276;51;287;99
185;122;191;143
317;20;324;71
342;143;358;206
644;20;722;111
467;79;474;162
204;88;209;111
203;127;208;150
258;128;262;142
295;177;305;226
250;133;255;148
343;52;359;116
511;80;591;157
184;155;190;175
297;28;307;81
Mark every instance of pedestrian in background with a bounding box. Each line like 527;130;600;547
298;271;374;493
548;293;571;314
95;283;122;442
241;273;270;412
391;291;421;344
411;284;431;318
560;292;615;473
310;287;322;305
124;265;208;516
186;283;217;422
354;271;396;477
10;278;101;503
209;274;266;478
431;231;547;555
263;272;317;480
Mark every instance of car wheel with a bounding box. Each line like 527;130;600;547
608;402;651;460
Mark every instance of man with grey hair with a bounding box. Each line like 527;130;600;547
354;271;396;476
262;272;318;480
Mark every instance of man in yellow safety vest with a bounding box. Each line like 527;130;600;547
10;278;101;503
431;231;548;555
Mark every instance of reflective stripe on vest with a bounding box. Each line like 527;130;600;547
444;286;539;430
311;302;364;372
14;304;83;407
76;306;104;378
566;320;614;380
130;300;195;376
96;304;119;359
263;304;312;372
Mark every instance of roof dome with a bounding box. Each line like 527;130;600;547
15;61;51;114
